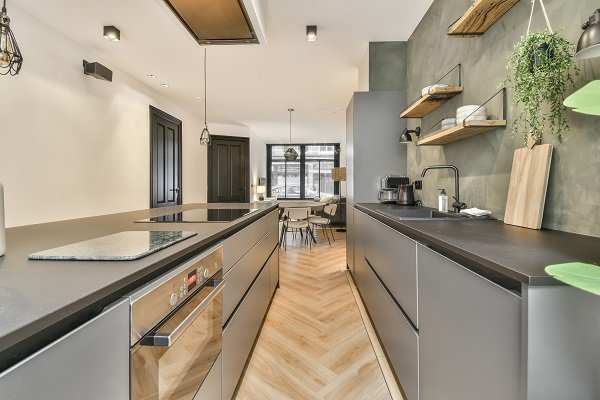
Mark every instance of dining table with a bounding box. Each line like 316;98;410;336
277;201;327;244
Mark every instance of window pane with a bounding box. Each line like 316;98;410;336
270;161;286;198
285;162;300;198
305;145;334;160
304;160;335;198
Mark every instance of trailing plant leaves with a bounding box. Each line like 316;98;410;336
505;30;578;143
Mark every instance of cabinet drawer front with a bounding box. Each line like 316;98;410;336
268;248;279;297
418;244;521;400
363;214;418;327
360;257;419;400
223;229;273;324
0;299;130;400
222;214;269;273
222;263;270;400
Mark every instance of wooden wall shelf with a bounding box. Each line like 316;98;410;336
448;0;520;37
418;120;506;145
400;86;463;118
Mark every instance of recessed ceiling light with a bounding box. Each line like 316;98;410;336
195;96;205;100
147;74;158;79
161;83;169;88
306;25;317;42
103;26;120;42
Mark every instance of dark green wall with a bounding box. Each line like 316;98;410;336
406;0;600;237
369;42;408;91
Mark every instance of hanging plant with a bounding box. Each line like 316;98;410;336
505;0;578;144
506;30;578;144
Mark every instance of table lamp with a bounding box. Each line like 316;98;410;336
256;185;266;201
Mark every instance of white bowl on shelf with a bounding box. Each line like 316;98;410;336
421;84;449;97
456;115;488;125
441;117;457;130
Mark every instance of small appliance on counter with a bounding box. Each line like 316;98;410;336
379;175;409;204
397;183;416;206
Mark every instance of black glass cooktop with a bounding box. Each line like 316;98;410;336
136;208;259;223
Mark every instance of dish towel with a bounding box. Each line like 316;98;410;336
460;207;492;217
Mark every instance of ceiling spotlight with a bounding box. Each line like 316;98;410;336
103;25;120;42
306;25;317;42
161;83;169;88
147;74;158;79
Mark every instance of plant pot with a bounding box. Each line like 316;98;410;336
529;42;553;72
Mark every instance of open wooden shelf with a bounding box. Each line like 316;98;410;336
418;120;507;145
448;0;520;37
400;86;463;118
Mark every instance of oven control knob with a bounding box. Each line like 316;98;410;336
203;268;209;278
169;292;178;306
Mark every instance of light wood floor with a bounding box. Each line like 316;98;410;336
235;228;402;400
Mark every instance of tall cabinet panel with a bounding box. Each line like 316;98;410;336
346;90;407;272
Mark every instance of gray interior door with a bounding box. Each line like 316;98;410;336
150;106;182;208
208;135;249;203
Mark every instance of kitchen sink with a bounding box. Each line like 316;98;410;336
375;207;470;221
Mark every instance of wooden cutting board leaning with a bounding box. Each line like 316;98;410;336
504;142;553;229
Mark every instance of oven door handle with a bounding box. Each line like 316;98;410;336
140;278;225;347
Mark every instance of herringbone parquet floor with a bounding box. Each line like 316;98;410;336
235;229;395;400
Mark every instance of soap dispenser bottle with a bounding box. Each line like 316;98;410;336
438;188;448;213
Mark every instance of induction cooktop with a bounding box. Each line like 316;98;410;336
136;208;259;223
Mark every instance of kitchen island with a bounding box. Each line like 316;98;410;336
0;202;279;399
352;203;600;400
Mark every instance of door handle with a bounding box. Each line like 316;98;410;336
169;188;180;193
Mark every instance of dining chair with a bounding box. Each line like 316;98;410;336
310;204;337;246
282;207;313;251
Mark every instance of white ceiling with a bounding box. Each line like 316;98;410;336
13;0;433;143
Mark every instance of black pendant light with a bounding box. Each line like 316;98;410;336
576;9;600;59
284;108;298;161
199;47;211;146
0;0;23;76
399;127;421;143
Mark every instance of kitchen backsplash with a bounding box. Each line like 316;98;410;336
405;0;600;237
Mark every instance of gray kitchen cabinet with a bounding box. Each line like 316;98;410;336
222;262;270;400
268;248;279;296
363;213;418;327
223;228;271;323
345;91;408;273
418;244;521;400
352;208;366;287
0;299;130;400
358;256;419;400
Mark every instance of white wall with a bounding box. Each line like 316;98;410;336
0;6;207;227
357;47;369;92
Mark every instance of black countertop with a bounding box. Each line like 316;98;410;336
0;202;277;370
356;203;600;287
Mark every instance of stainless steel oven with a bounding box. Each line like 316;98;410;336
127;246;224;400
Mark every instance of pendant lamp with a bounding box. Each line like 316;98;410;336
0;0;23;76
575;9;600;60
199;48;211;145
284;108;298;161
564;80;600;116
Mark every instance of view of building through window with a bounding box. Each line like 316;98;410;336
268;144;339;199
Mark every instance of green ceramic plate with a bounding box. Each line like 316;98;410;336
545;263;600;296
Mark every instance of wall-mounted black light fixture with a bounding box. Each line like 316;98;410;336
0;0;23;76
576;9;600;59
306;25;317;42
83;60;113;82
399;127;421;143
103;25;120;42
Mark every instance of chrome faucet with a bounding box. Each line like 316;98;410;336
421;165;467;213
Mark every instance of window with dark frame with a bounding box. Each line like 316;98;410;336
267;144;340;200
